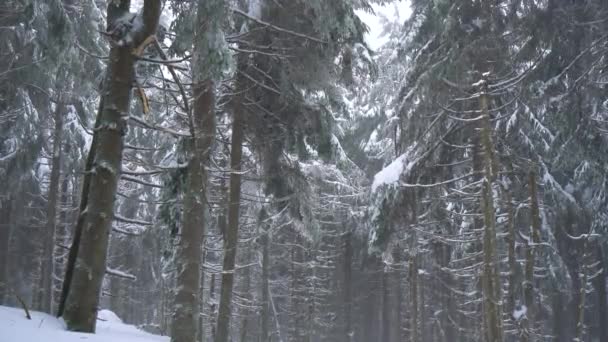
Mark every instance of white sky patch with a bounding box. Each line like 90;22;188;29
356;1;412;51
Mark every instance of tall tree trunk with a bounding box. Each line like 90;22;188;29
409;244;418;342
382;267;390;342
409;193;419;342
574;237;590;342
210;273;218;341
214;48;246;342
39;96;65;314
56;100;101;318
343;231;353;342
259;211;270;342
215;26;247;342
478;76;503;342
504;183;517;319
171;0;218;337
522;170;542;340
594;247;608;342
239;246;252;342
0;195;13;303
394;248;404;342
171;121;207;342
62;0;161;332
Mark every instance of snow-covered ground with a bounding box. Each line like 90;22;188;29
0;305;168;342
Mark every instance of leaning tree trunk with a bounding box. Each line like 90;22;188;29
61;0;161;332
56;99;101;318
214;44;246;342
39;90;66;314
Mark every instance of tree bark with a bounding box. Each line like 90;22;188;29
0;195;13;303
259;210;270;342
478;76;503;342
574;238;589;342
39;95;65;314
522;170;542;340
594;247;608;342
62;0;161;332
409;243;418;342
382;267;390;342
214;48;246;342
56;99;101;318
343;231;353;342
171;20;217;342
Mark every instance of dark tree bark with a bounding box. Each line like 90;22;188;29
259;209;270;342
61;0;161;332
0;195;13;303
594;247;608;342
343;231;353;342
39;93;66;314
56;101;101;318
215;49;246;342
523;170;542;340
478;76;503;342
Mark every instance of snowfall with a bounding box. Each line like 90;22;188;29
0;305;168;342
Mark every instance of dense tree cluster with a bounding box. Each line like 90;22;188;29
1;1;608;342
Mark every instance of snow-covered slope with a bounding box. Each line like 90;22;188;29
0;305;168;342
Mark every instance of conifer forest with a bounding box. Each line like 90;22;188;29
2;0;608;341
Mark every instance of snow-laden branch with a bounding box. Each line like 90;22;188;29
106;267;137;281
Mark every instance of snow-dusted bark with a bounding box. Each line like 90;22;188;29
170;0;221;341
61;0;162;332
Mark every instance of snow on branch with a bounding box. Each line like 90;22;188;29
113;214;153;226
371;145;419;193
106;267;137;281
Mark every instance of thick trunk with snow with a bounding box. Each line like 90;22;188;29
62;0;161;332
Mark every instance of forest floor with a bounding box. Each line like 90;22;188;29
0;305;168;342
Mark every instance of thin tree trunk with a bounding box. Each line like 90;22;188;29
504;183;517;319
594;247;608;342
239;246;252;342
260;211;270;342
523;170;542;340
39;96;65;314
215;50;246;342
0;195;13;303
210;273;218;341
478;76;503;342
409;243;418;342
343;231;353;342
382;267;390;342
574;237;590;342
